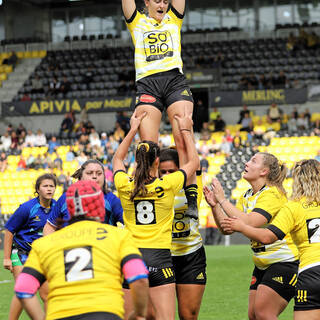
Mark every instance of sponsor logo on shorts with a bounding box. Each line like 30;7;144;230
272;276;283;284
181;89;190;96
140;94;156;103
162;267;174;278
250;276;257;285
297;290;307;302
196;272;204;280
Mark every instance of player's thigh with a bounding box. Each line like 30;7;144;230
254;284;288;318
149;283;176;320
176;284;205;320
12;265;23;280
135;104;162;142
294;310;320;320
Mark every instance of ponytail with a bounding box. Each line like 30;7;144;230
130;141;160;201
259;152;287;196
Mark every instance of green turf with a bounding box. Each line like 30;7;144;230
0;246;293;319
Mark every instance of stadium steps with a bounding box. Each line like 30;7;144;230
0;58;41;102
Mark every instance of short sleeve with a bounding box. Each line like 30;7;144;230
236;195;244;211
267;204;296;240
125;9;142;31
5;204;29;233
163;170;186;195
114;171;130;192
109;194;124;224
252;189;284;222
119;229;143;266
168;6;184;27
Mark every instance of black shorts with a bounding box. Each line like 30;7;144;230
58;312;121;320
135;68;194;112
123;248;175;289
294;265;320;311
172;246;207;285
249;261;299;302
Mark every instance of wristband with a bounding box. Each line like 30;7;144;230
219;199;227;207
181;129;191;132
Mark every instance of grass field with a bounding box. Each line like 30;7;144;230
0;245;294;320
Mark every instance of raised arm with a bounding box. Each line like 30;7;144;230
203;186;231;235
112;111;146;173
172;0;185;15
122;0;136;20
174;113;199;179
211;179;268;227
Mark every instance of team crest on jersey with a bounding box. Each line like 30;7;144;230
181;89;190;96
250;276;257;285
33;215;41;221
272;276;283;284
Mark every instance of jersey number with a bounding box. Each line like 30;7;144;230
134;200;156;225
64;246;94;282
307;218;320;243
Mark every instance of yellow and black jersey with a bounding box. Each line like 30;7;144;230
125;6;184;81
23;220;142;320
114;170;186;249
172;172;203;256
237;185;298;270
268;198;320;273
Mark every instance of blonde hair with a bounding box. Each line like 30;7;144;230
259;152;287;195
291;159;320;203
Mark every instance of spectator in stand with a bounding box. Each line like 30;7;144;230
6;124;14;135
89;128;101;148
77;151;88;166
52;152;63;170
220;137;231;156
287;32;297;52
24;130;36;147
0;132;11;151
233;131;242;149
60;76;71;97
200;122;211;141
100;132;108;149
223;128;234;146
65;147;76;162
197;140;210;158
16;156;27;171
79;106;89;126
3;51;18;68
238;105;250;124
274;71;287;89
17;131;26;152
21;93;31;101
116;111;131;134
34;155;44;170
34;129;47;147
239;73;249;90
304;108;311;126
26;154;36;169
297;112;309;130
16;123;26;137
83;66;95;85
214;115;226;132
209;138;221;154
200;154;209;173
253;119;267;140
10;131;19;152
267;103;281;123
287;111;298;133
31;75;44;94
248;73;258;90
113;121;125;142
59;113;74;137
258;74;268;90
0;152;8;172
209;107;221;124
307;31;319;50
78;134;89;148
105;164;114;189
48;136;60;154
240;112;253;132
48;77;61;97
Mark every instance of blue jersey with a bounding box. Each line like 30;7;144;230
5;197;56;252
47;192;123;227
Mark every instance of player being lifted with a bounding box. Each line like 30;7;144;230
204;153;299;320
15;180;149;320
122;0;199;220
113;110;199;320
222;159;320;320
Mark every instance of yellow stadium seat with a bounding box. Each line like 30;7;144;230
4;65;12;73
24;51;32;58
0;73;7;81
39;50;47;58
311;113;320;122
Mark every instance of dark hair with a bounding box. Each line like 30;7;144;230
71;159;108;194
130;140;160;201
159;148;179;167
35;173;57;195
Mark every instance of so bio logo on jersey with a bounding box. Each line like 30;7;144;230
143;30;173;62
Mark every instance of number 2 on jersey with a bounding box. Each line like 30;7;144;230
64;246;94;282
307;218;320;243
